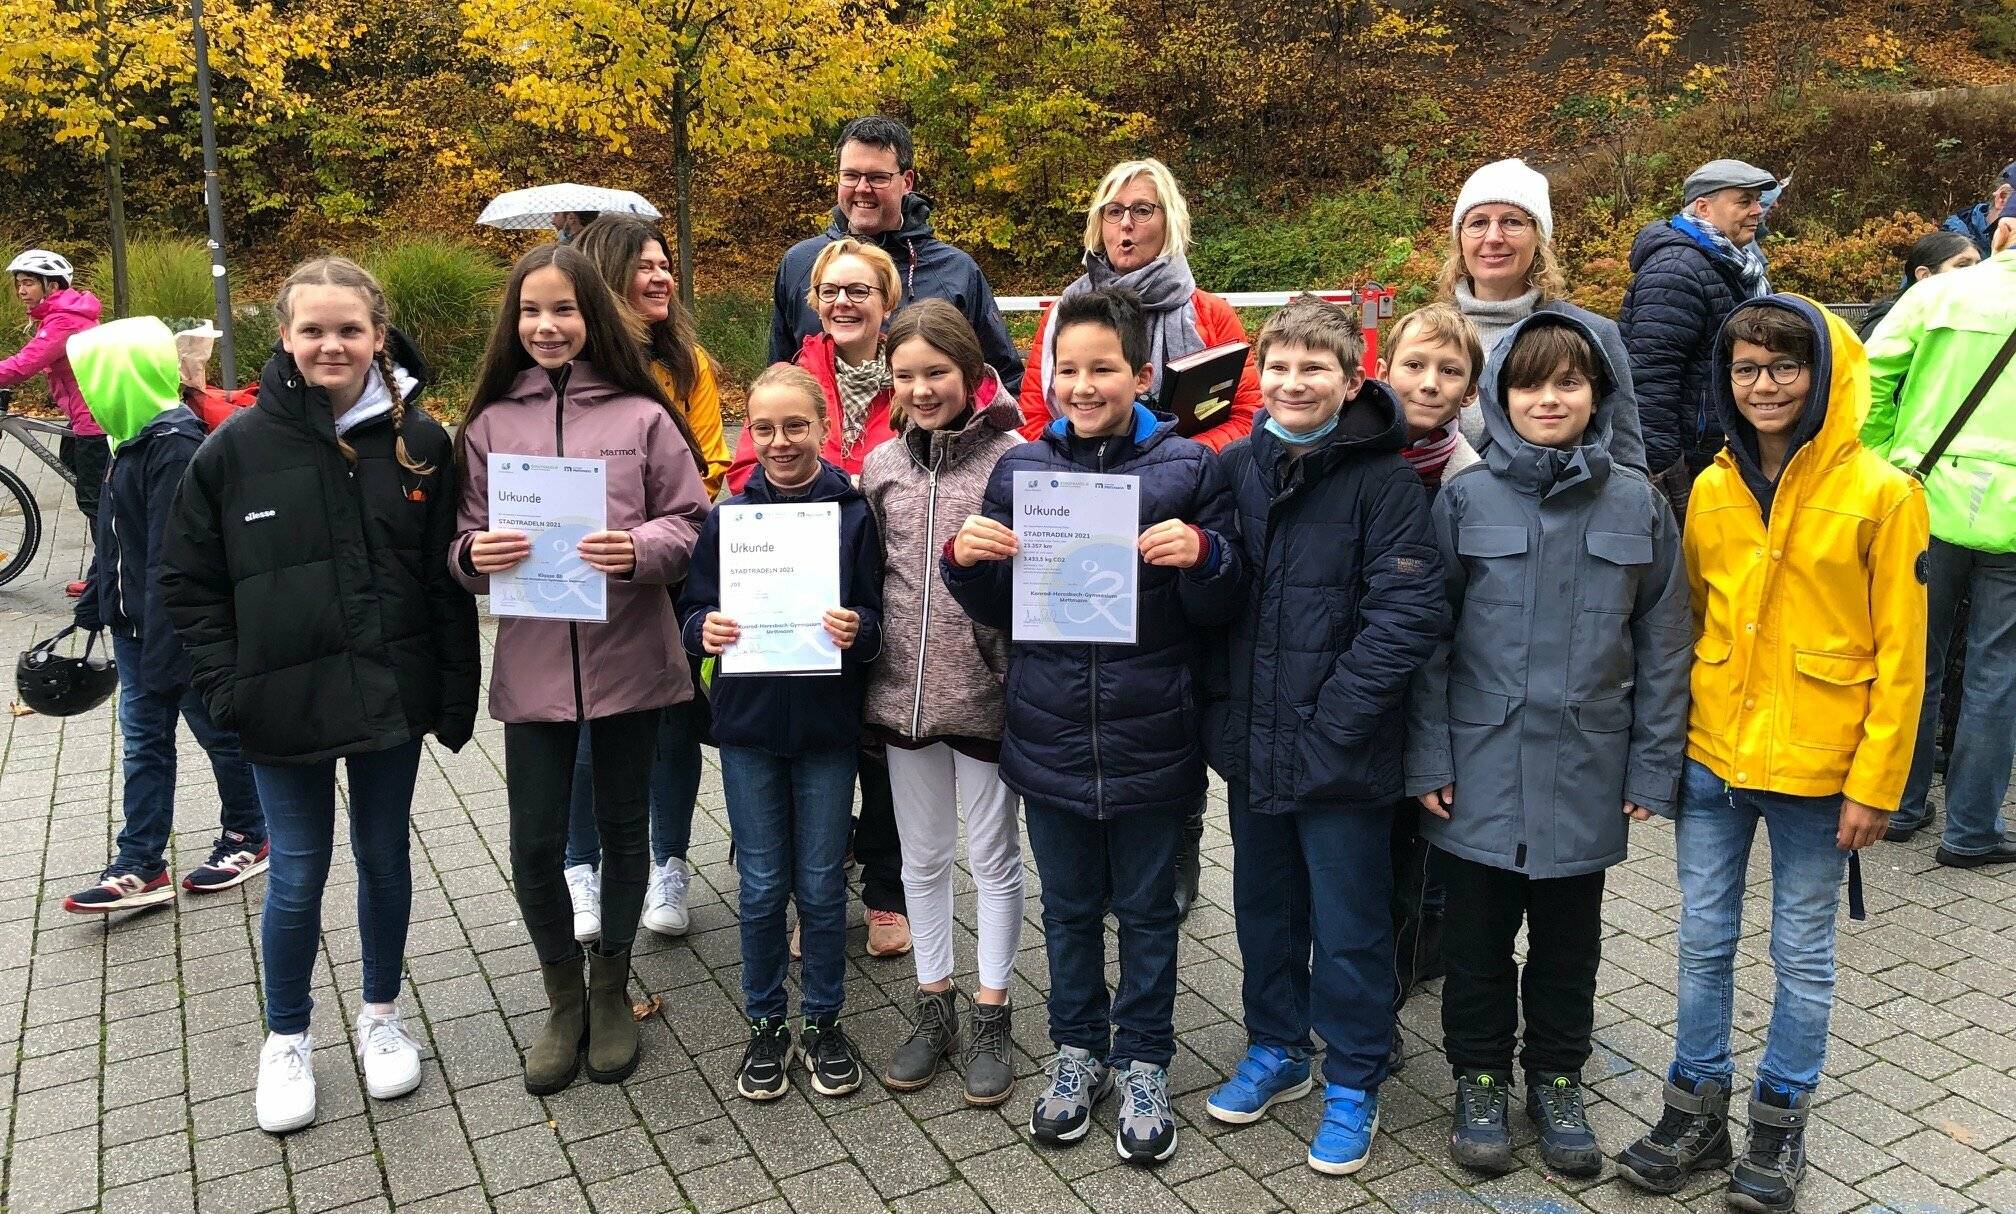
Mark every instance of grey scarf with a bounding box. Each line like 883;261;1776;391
834;349;890;456
1039;252;1202;416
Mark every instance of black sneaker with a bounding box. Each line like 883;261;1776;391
797;1016;863;1097
1727;1083;1809;1214
1449;1070;1516;1175
736;1017;792;1101
1526;1072;1602;1177
63;867;175;914
182;832;270;892
1616;1073;1733;1193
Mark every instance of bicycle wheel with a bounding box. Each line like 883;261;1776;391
0;463;44;588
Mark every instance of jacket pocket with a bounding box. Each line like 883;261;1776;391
1570;695;1634;733
1689;634;1734;738
1790;650;1876;752
1448;682;1512;726
1582;530;1654;614
1456;526;1528;607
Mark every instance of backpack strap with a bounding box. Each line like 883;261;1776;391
1915;324;2016;479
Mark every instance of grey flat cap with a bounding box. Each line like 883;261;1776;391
1684;159;1778;204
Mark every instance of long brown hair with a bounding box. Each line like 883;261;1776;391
275;257;432;475
458;244;681;471
883;299;985;429
574;215;708;401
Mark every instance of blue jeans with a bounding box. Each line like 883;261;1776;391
251;739;423;1035
719;744;856;1021
110;635;262;876
563;698;704;868
1023;800;1186;1069
1672;760;1847;1094
1896;539;2016;855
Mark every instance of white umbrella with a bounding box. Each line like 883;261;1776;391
477;184;661;230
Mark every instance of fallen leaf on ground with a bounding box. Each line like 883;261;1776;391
632;994;663;1021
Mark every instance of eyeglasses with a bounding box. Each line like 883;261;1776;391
814;283;885;304
1099;202;1162;225
1460;213;1532;238
748;419;815;442
1730;359;1807;386
838;170;900;189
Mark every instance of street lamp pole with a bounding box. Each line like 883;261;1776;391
191;0;236;388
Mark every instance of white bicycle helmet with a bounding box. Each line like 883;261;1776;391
7;250;74;282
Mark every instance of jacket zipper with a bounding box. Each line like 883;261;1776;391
1090;442;1107;818
908;445;939;737
107;449;126;624
556;373;586;723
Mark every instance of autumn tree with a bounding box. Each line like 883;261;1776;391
0;0;346;312
460;0;949;305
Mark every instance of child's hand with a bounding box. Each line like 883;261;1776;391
701;612;740;655
578;530;636;575
823;608;860;649
953;515;1018;567
469;530;531;573
1139;519;1203;568
1624;801;1653;822
1837;796;1887;851
1418;785;1454;819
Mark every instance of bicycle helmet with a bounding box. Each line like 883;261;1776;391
7;250;74;283
15;627;116;717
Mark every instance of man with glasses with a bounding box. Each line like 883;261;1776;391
768;115;1023;392
1620;158;1779;519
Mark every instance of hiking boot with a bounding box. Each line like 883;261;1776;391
1206;1043;1313;1124
524;955;586;1095
584;948;638;1084
1449;1069;1516;1175
641;857;690;936
1308;1083;1380;1175
865;910;912;957
63;866;175;914
883;988;957;1092
963;1001;1016;1107
1727;1083;1810;1214
1616;1073;1733;1193
1030;1045;1112;1145
798;1016;864;1097
737;1017;792;1100
1526;1071;1602;1177
1115;1060;1177;1165
564;863;600;942
182;832;269;892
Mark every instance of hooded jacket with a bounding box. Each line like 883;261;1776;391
452;361;713;724
160;336;480;764
1204;381;1445;814
1454;294;1656;474
1689;296;1928;808
1862;249;2016;554
69;318;206;694
769;193;1024;392
860;378;1018;743
1620;220;1757;466
1406;311;1692;878
0;287;105;436
678;460;884;754
1941;200;1996;258
941;404;1246;818
726;332;899;494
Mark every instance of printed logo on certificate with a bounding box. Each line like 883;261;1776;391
1012;472;1140;644
719;503;843;675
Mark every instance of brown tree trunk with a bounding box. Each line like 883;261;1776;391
103;119;130;318
672;77;696;310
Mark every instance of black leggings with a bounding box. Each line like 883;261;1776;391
506;709;659;964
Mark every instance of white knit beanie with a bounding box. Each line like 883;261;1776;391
1451;159;1554;241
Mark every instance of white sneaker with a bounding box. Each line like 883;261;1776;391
642;858;691;936
355;1007;423;1100
565;863;601;942
255;1031;317;1134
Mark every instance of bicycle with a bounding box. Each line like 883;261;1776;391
0;387;78;588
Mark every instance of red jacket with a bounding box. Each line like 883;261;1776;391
726;333;896;493
1017;287;1260;453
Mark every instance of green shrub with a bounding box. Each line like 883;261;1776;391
363;237;507;385
691;286;771;390
1188;178;1429;294
228;304;279;389
85;236;215;321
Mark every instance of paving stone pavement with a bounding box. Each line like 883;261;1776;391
0;441;2013;1214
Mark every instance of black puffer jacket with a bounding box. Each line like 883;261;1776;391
160;339;480;765
1204;382;1444;814
1619;220;1754;467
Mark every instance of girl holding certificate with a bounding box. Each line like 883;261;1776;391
451;244;712;1096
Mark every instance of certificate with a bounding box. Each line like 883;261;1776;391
1012;472;1139;644
488;453;608;622
719;502;842;675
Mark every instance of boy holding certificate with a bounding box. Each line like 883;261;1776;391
944;287;1244;1166
680;363;885;1104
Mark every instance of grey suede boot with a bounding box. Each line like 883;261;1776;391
962;1001;1016;1107
884;988;958;1091
585;948;639;1084
524;955;586;1095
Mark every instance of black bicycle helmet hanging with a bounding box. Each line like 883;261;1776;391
16;626;116;717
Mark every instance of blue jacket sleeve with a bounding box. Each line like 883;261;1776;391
1174;451;1244;627
678;512;723;659
939;461;1016;631
843;503;885;667
966;266;1026;396
136;434;200;689
768;258;801;366
1620;249;1712;471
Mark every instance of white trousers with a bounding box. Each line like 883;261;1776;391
885;743;1025;989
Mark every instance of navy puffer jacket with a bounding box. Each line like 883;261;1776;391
941;405;1244;818
1204;382;1444;813
1619;220;1753;466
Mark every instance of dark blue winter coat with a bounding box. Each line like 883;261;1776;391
1204;382;1445;815
940;405;1244;818
1942;201;1996;257
679;460;884;755
74;405;206;695
1619;219;1754;467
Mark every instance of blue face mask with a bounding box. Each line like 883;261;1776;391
1262;411;1341;445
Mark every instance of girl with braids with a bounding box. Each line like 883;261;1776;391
160;256;480;1135
451;244;711;1096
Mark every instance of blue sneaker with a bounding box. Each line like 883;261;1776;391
1205;1044;1314;1125
1307;1084;1380;1175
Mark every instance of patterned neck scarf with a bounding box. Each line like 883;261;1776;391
833;347;890;454
1673;212;1770;299
1400;419;1462;486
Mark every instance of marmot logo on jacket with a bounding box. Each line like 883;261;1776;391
599;447;638;457
243;509;276;523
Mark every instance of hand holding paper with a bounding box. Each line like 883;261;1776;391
469;530;531;574
701;612;740;655
953;515;1019;567
1138;519;1201;568
823;608;861;649
577;530;635;575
